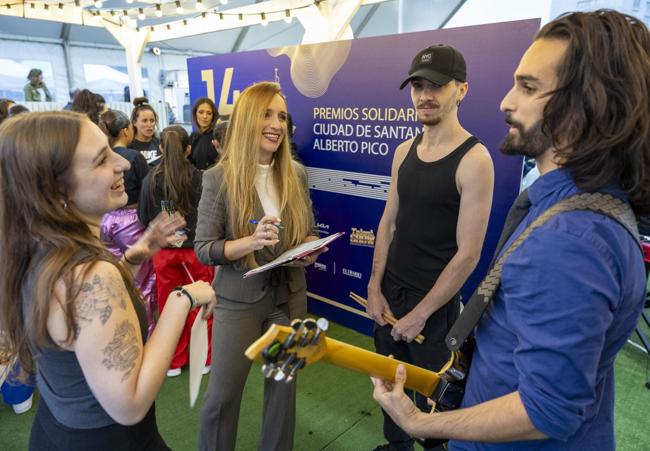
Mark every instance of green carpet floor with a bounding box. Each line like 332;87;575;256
1;319;649;450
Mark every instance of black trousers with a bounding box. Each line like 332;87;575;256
374;272;460;448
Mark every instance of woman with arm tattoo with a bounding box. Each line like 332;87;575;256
0;111;217;450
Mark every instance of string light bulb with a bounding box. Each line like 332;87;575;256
260;12;267;26
137;8;145;20
284;9;292;24
122;9;128;17
5;3;13;15
42;4;49;16
220;0;227;4
74;0;81;13
126;0;133;3
183;19;187;26
94;0;102;8
195;0;204;11
175;1;183;14
155;4;162;17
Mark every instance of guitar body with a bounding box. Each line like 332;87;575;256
245;320;475;447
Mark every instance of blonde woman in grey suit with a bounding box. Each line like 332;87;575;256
195;81;324;451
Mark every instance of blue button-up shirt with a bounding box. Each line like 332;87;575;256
450;168;646;451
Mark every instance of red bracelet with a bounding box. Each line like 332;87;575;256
171;286;197;309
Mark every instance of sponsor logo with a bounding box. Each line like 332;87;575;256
313;262;327;272
350;227;375;247
342;267;363;279
316;222;330;233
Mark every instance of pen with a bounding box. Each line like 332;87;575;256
249;219;284;229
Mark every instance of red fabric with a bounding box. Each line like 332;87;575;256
642;242;650;263
153;248;214;369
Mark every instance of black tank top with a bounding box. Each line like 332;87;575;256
386;133;480;293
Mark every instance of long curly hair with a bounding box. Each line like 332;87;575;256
537;10;650;215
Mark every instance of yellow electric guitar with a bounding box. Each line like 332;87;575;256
245;317;474;446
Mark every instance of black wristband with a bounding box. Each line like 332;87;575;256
123;252;142;266
171;286;197;309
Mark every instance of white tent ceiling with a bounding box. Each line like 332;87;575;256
0;0;466;54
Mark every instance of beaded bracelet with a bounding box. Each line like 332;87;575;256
171;286;197;309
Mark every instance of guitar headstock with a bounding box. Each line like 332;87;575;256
244;317;330;383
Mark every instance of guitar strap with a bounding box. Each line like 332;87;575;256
445;192;641;352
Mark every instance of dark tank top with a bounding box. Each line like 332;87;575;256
35;261;149;429
386;133;480;293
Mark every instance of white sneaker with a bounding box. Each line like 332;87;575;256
166;368;182;377
12;394;33;415
202;365;211;375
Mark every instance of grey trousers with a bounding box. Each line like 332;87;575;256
198;293;296;451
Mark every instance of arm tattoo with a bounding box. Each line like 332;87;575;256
75;272;128;338
102;320;140;382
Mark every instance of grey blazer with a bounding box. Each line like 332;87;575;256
194;164;317;305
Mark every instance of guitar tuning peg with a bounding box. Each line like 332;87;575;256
262;363;277;379
310;318;330;345
284;319;304;349
285;358;306;384
274;353;296;382
298;319;317;347
262;340;283;364
316;317;329;331
273;369;287;382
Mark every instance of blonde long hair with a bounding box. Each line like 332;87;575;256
219;82;311;268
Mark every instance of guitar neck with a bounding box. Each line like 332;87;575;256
320;336;440;397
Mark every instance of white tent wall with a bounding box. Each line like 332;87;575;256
0;39;68;102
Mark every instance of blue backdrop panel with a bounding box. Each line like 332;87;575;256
188;19;540;335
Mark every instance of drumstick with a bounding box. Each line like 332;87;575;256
349;292;425;344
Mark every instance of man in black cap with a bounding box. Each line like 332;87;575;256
367;44;494;451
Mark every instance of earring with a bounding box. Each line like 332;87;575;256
63;201;68;210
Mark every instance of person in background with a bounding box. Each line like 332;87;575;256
23;68;52;102
8;104;29;116
211;120;229;157
0;98;34;416
0;98;15;124
130;97;162;166
372;10;649;451
0;111;216;450
189;97;220;170
98;109;157;337
195;81;324;451
64;88;80;111
138;125;214;377
72;89;105;125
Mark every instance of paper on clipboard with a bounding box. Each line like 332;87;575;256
243;232;344;279
189;312;208;408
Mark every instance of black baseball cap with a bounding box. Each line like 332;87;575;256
399;44;467;89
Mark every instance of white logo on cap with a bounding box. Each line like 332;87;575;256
421;53;432;63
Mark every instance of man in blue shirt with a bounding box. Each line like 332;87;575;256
371;10;649;451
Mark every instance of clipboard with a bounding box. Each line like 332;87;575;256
243;232;344;279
